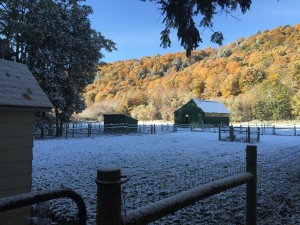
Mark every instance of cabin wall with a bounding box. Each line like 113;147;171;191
0;110;34;225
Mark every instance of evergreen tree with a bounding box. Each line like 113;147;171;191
0;0;116;136
142;0;252;56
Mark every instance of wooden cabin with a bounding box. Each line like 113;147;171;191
0;59;52;224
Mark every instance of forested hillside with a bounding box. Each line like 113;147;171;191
80;24;300;122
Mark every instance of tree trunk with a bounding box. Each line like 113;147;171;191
55;107;61;137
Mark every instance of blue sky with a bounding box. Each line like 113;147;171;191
85;0;300;63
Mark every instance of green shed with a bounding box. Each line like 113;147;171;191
103;114;138;133
174;98;230;126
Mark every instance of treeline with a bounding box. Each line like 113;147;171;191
80;24;300;122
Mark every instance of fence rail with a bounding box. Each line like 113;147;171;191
239;124;300;136
34;122;222;139
219;125;260;143
96;145;257;225
0;188;86;225
123;173;255;225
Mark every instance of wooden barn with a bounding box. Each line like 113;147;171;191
0;59;52;224
174;98;230;126
103;114;138;133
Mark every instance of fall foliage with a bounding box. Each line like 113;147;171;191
79;24;300;122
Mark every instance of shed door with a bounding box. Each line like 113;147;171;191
185;114;189;124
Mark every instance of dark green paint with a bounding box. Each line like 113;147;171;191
174;99;229;127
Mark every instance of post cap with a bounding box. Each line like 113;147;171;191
97;166;121;182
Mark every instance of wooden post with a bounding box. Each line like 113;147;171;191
246;145;257;225
247;126;251;143
96;167;122;225
72;124;75;138
154;124;156;134
230;125;234;142
257;128;260;143
272;125;275;135
41;124;45;139
218;126;221;141
66;124;68;139
294;126;296;136
88;123;92;137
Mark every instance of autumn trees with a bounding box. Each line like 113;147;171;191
81;24;300;122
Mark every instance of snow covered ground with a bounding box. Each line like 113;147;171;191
32;131;300;224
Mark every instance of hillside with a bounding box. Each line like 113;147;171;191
79;24;300;122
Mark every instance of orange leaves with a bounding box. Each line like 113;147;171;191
225;61;240;74
80;23;300;121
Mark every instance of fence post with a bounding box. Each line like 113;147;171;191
88;123;91;137
125;123;128;135
272;125;275;135
294;125;296;136
247;126;251;143
257;128;260;143
218;126;221;141
96;167;122;225
230;125;234;142
40;123;45;138
66;124;68;139
246;145;257;225
154;124;156;134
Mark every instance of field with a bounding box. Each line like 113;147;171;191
32;130;300;224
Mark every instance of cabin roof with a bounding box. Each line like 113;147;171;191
0;59;52;109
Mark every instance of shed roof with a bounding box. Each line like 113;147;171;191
0;59;52;110
103;114;138;121
192;98;230;114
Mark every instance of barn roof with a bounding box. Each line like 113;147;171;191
192;98;230;114
0;59;53;110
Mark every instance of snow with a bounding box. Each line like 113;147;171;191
192;98;230;114
32;130;300;224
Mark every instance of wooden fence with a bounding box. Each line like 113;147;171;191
239;124;300;136
0;146;257;225
35;122;222;138
96;145;257;225
219;125;260;143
